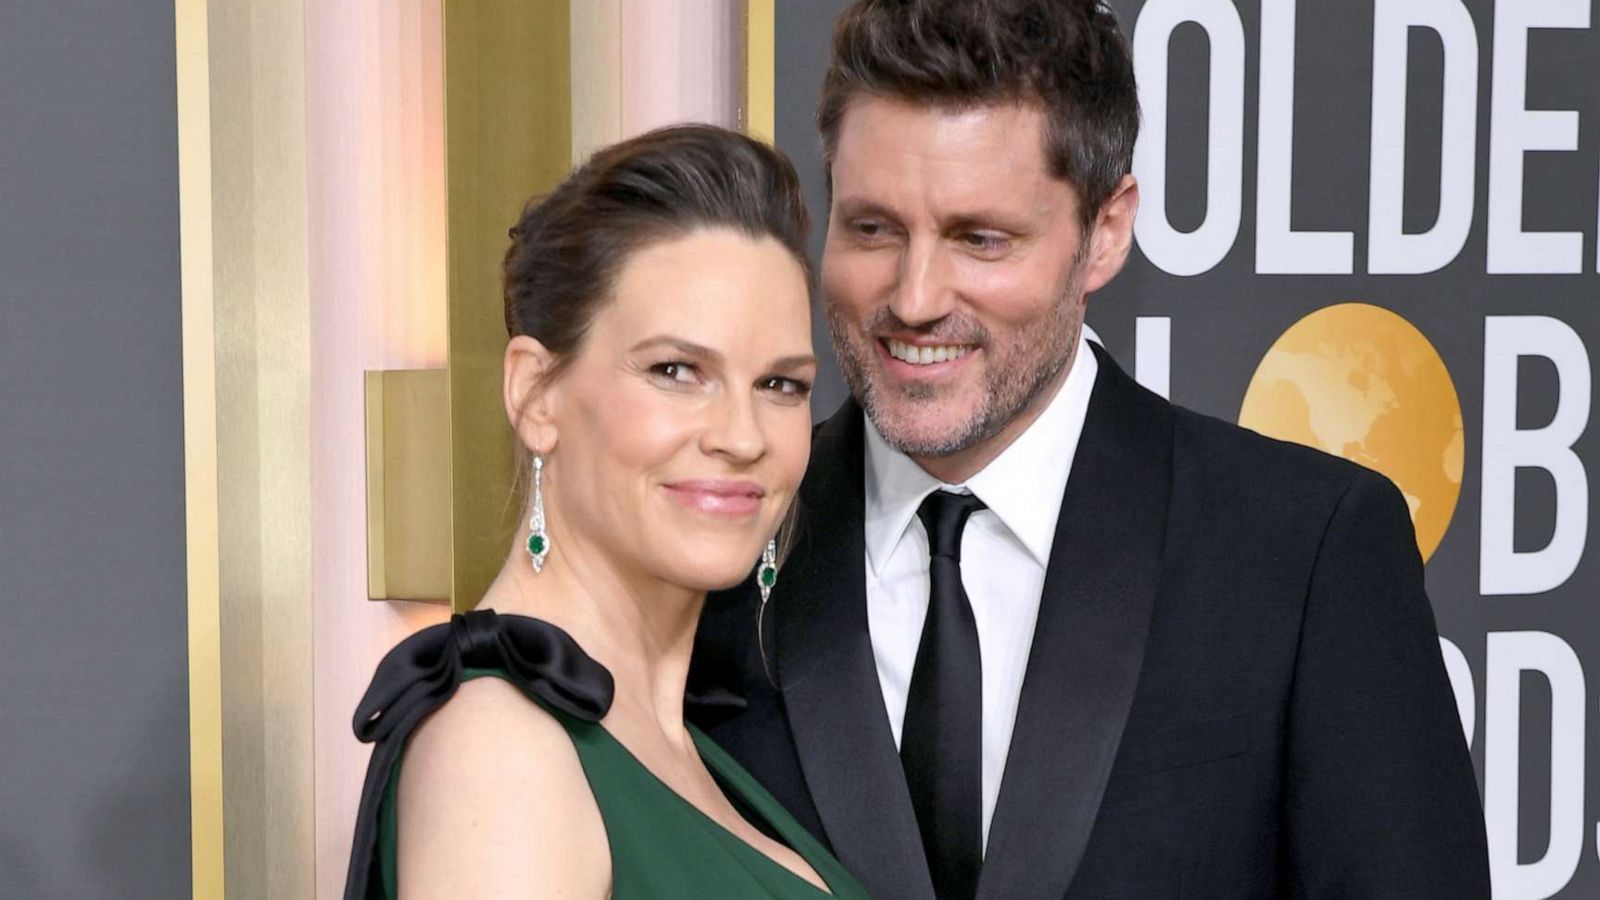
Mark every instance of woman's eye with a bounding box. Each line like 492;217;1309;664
650;362;699;385
760;376;812;398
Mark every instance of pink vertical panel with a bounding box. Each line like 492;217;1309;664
306;2;450;896
620;0;742;136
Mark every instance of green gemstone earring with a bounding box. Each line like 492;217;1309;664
755;537;780;686
526;454;550;573
757;538;778;602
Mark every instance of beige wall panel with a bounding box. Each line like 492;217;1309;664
203;0;316;895
572;0;624;163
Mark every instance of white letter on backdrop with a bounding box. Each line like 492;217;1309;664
1487;0;1589;274
1135;317;1171;399
1256;0;1353;274
1438;636;1475;746
1130;0;1245;276
1368;0;1479;274
1485;631;1585;898
1480;317;1590;595
1081;321;1171;400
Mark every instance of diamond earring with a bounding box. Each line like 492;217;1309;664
526;454;550;573
758;538;778;602
756;537;780;682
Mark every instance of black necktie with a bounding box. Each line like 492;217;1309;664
902;490;987;900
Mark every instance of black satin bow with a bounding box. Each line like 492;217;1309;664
343;610;614;900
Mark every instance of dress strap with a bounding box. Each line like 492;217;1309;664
343;610;614;900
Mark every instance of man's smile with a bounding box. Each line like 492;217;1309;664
883;338;977;366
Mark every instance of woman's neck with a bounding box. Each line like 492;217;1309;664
480;531;705;737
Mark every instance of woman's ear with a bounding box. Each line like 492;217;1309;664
504;335;559;454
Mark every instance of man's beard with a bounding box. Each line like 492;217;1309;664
825;280;1084;460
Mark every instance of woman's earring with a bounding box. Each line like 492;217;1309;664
757;538;778;603
526;454;550;573
756;537;780;682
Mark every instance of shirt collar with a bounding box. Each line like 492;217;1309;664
863;332;1099;574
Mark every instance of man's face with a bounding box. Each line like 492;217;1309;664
822;95;1132;472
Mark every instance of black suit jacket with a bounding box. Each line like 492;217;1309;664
689;343;1490;899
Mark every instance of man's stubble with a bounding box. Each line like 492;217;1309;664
824;243;1090;460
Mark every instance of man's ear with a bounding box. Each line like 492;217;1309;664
503;335;560;454
1080;174;1140;295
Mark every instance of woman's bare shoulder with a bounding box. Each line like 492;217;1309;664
395;676;610;899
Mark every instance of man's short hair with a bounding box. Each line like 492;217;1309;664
818;0;1139;226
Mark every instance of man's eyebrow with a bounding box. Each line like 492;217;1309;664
832;198;900;220
943;211;1033;233
628;336;723;364
835;197;1032;233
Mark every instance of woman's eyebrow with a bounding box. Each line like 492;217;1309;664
767;354;820;371
628;335;721;363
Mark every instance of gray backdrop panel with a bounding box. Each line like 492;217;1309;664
0;1;191;897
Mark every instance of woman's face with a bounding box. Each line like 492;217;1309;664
525;228;815;593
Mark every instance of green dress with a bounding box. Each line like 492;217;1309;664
347;611;872;900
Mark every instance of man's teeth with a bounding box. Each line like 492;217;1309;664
886;339;974;365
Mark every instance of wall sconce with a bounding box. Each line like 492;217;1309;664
365;369;451;602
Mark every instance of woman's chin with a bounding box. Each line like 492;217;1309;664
660;559;764;595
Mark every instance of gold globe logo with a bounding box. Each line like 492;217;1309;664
1238;303;1464;562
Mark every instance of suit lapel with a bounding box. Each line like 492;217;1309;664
976;343;1173;900
776;402;937;900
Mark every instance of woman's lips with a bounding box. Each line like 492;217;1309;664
662;479;765;517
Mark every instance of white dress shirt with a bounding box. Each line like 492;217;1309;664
863;332;1098;852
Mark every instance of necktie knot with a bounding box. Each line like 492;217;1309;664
917;490;987;561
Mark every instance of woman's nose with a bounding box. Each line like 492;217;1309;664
701;391;765;463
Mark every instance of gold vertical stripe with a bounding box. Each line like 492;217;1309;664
444;0;572;612
744;0;776;142
365;372;389;600
181;0;316;893
205;0;316;893
175;0;225;896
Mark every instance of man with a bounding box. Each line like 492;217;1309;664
690;1;1491;898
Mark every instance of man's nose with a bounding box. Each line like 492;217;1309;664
889;236;956;327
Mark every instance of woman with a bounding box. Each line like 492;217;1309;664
340;128;876;896
343;126;871;899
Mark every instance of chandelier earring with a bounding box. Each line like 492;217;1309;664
755;537;780;682
757;538;778;603
526;454;551;573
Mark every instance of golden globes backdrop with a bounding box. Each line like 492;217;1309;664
775;2;1600;897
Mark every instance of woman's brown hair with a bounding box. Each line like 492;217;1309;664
503;124;811;379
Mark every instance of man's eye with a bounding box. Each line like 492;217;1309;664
962;232;1008;253
853;220;886;239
